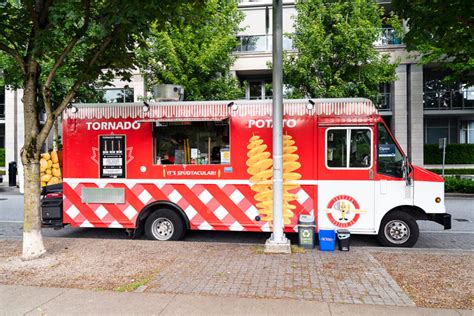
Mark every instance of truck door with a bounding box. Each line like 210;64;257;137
374;123;414;230
317;126;376;232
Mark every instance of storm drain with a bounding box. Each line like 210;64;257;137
454;218;470;222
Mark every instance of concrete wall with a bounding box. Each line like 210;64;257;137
410;64;424;166
390;64;424;166
4;89;24;186
392;65;408;153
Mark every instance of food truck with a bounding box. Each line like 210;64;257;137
41;98;451;247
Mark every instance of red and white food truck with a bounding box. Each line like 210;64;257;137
41;98;451;247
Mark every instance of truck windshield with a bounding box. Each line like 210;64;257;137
377;123;404;178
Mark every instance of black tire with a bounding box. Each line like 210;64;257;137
144;209;185;241
377;211;419;247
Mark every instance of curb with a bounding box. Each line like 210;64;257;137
445;193;474;199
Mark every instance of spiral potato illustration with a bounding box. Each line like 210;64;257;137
247;136;273;223
246;134;301;225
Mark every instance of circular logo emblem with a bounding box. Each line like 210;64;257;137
326;195;361;228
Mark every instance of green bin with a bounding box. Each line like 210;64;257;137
298;215;316;249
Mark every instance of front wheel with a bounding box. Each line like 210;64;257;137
377;211;419;247
145;209;185;241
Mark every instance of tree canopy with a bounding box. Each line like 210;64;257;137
283;0;398;101
135;0;244;101
0;0;202;260
393;0;474;84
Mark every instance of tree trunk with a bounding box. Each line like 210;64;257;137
22;160;46;260
21;59;46;260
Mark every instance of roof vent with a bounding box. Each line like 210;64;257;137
152;84;184;101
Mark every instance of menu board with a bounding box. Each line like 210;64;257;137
99;135;125;178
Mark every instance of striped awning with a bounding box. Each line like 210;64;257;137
64;98;377;120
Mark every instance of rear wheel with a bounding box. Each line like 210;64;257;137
378;211;419;247
145;209;185;241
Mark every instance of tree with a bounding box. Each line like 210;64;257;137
283;0;398;101
0;0;199;260
393;0;474;84
136;0;244;101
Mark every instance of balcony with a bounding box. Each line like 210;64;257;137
236;28;400;53
374;28;402;46
235;35;294;53
424;89;474;110
375;92;392;111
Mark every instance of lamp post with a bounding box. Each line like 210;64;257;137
264;0;291;253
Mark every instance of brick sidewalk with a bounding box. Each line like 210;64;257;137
147;244;414;306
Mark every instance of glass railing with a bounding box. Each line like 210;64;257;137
375;92;392;111
374;28;402;46
423;90;474;110
235;35;295;52
237;29;400;52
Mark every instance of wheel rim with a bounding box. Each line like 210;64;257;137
384;220;410;244
151;217;174;240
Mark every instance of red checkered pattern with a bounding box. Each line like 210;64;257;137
63;181;315;232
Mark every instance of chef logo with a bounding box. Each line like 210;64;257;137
325;195;366;228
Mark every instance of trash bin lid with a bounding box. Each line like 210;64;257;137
298;214;315;225
337;229;350;239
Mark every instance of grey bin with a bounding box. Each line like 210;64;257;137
298;215;316;249
336;229;351;251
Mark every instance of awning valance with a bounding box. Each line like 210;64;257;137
64;99;377;120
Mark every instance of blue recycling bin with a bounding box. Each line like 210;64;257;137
318;229;336;251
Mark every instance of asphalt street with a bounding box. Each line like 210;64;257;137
0;190;473;249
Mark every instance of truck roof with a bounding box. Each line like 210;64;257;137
67;98;378;121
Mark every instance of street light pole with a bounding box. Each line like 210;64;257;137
264;0;291;253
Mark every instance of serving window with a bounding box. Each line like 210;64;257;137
153;120;230;165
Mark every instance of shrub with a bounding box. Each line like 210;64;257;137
0;148;5;167
444;176;474;193
424;144;474;164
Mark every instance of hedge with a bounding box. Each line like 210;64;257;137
444;176;474;193
424;144;474;164
428;168;474;175
0;148;5;168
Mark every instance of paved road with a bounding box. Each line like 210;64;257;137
0;191;472;249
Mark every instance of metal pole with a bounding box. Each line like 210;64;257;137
270;0;286;245
442;138;446;177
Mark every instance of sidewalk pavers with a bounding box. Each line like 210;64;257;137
145;244;414;306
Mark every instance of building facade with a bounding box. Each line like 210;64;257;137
233;0;474;166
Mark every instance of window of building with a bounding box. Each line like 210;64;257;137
460;121;474;144
377;83;392;110
377;123;404;178
0;123;4;148
89;88;134;103
153;120;230;165
424;118;458;144
326;128;372;169
246;79;272;100
423;68;474;110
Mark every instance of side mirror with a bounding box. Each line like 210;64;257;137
402;156;412;185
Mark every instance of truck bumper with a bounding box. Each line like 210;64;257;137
428;213;452;230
